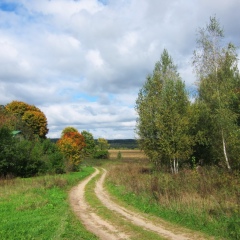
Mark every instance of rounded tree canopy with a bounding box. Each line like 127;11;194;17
61;126;78;137
5;100;48;138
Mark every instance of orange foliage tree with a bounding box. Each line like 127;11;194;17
57;130;86;170
5;101;48;138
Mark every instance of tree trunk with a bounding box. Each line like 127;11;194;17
172;158;178;174
222;129;231;170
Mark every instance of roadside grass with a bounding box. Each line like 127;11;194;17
84;168;166;240
0;167;97;240
106;163;240;240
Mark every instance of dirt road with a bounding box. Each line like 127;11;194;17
69;168;209;240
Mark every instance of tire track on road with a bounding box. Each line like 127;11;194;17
70;167;210;240
69;168;129;240
95;168;192;240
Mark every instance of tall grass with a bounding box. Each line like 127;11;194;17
0;167;97;240
106;163;240;239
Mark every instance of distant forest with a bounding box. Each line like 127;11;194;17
107;139;138;149
50;138;138;149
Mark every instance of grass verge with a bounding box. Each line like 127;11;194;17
0;167;97;240
106;163;240;240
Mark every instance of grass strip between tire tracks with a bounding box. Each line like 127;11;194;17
85;168;166;240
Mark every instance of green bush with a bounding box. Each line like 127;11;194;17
0;126;65;177
93;150;109;159
40;139;65;174
11;140;45;177
117;151;122;160
0;127;16;177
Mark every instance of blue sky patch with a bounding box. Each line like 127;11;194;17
98;0;108;5
72;93;98;102
0;2;19;12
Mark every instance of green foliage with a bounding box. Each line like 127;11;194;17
93;150;109;159
135;16;240;172
93;138;110;159
0;127;16;176
0;125;65;177
117;151;122;160
40;139;65;174
136;49;193;172
81;130;96;158
192;16;240;170
97;138;109;150
108;139;138;149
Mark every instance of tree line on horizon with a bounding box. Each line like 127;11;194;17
136;16;240;173
50;138;138;149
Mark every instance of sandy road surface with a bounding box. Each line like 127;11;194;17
69;168;128;240
69;168;209;240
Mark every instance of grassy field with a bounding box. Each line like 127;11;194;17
0;167;97;240
109;149;148;160
105;159;240;240
1;150;239;240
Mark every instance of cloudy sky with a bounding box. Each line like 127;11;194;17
0;0;240;139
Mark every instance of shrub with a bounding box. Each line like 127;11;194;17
0;127;16;177
0;127;65;177
117;151;122;160
40;139;65;174
93;150;109;159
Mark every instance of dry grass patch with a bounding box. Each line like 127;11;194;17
106;162;240;239
109;149;148;160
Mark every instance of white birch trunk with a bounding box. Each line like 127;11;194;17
222;129;231;170
176;159;179;174
173;158;176;174
170;160;173;174
173;158;178;174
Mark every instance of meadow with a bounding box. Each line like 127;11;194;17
1;150;240;240
106;151;240;240
0;167;97;240
109;149;148;160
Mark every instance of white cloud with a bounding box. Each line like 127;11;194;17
0;0;239;139
86;49;104;68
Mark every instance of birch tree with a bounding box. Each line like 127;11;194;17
136;49;192;172
193;16;240;170
156;77;192;173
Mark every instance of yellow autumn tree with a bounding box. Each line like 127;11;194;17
0;106;17;129
5;101;48;138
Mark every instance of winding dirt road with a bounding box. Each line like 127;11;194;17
69;168;209;240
